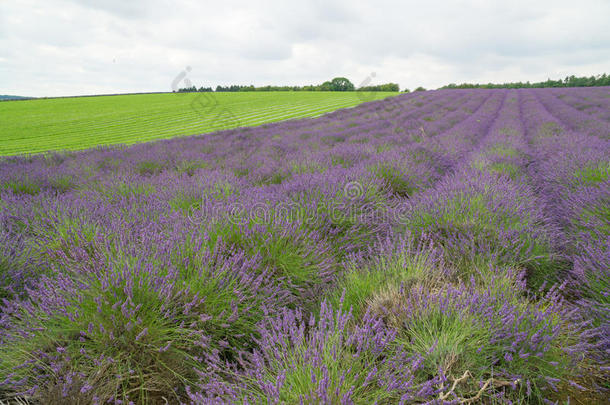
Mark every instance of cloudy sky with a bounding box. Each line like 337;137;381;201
1;0;609;97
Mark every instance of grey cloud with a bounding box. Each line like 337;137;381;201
0;0;608;96
65;0;152;18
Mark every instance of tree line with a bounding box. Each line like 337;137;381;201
176;77;400;93
175;73;609;94
440;74;610;89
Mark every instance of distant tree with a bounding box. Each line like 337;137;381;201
319;81;333;91
177;86;197;93
357;83;400;92
414;86;426;92
329;77;355;91
382;83;400;92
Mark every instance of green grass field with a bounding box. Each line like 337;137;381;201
0;91;397;156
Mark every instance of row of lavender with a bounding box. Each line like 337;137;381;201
539;87;610;129
0;87;607;403
521;91;609;358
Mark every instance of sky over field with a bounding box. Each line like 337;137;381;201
1;0;609;97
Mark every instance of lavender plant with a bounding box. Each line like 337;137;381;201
0;87;607;403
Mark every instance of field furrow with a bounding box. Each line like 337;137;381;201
0;92;398;156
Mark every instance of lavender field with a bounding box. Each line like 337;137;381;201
0;87;608;404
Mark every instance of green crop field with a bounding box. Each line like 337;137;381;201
0;91;397;156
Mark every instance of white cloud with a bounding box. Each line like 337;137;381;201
1;0;609;96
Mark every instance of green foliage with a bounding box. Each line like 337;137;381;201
289;160;326;174
96;182;157;204
170;237;270;353
233;167;249;178
1;177;42;195
330;155;351;168
169;182;234;213
357;83;400;92
537;121;563;138
383;280;574;402
405;193;560;289
320;135;346;146
574;204;610;240
205;220;331;302
395;295;493;376
572;161;609;185
176;85;213;92
1;174;75;195
320;77;355;91
348;137;369;144
48;174;77;193
299;198;384;265
168;192;201;215
256;171;290;185
0;250;28;301
207;181;236;201
440;73;610;89
25;210;100;270
327;246;436;320
96;157;122;172
174;160;209;176
0;264;200;403
488;143;520;158
371;163;418;197
375;143;393;153
0;255;10;300
0;234;279;403
241;312;397;404
488;162;522;180
136;160;164;176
